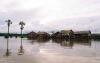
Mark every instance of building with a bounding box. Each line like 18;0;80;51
27;31;37;39
51;30;74;39
37;32;50;39
74;31;91;39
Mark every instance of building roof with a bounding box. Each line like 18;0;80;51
74;31;91;34
37;32;49;35
60;30;73;34
28;31;36;34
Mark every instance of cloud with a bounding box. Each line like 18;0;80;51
0;0;100;33
45;15;100;33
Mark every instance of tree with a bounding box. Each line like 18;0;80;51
5;19;12;56
18;21;25;55
5;19;12;38
19;21;25;38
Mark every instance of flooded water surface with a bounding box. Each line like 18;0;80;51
0;37;100;63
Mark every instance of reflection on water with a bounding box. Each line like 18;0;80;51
0;37;100;63
4;38;11;57
18;37;24;55
52;39;91;48
52;39;73;48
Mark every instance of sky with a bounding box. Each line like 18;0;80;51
0;0;100;33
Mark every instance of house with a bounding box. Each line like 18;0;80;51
60;30;73;35
74;31;91;39
27;31;37;39
37;32;50;39
60;30;74;39
51;30;74;39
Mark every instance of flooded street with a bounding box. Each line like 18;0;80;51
0;37;100;63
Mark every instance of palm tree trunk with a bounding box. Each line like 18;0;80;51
8;26;9;38
21;29;22;38
21;29;23;46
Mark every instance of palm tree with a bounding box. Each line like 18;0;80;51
5;19;12;38
18;21;25;55
19;21;25;38
4;19;12;57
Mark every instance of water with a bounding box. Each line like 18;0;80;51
0;37;100;63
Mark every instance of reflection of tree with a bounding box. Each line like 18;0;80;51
18;38;24;55
4;38;11;57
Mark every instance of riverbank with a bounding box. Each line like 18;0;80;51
0;32;100;40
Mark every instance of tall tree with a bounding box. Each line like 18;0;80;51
5;19;12;57
18;21;25;55
5;19;12;38
19;21;25;38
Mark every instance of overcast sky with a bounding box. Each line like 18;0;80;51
0;0;100;33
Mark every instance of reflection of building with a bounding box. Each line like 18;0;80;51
61;40;73;48
73;39;91;46
37;38;50;43
52;39;91;48
52;39;73;48
52;39;65;43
